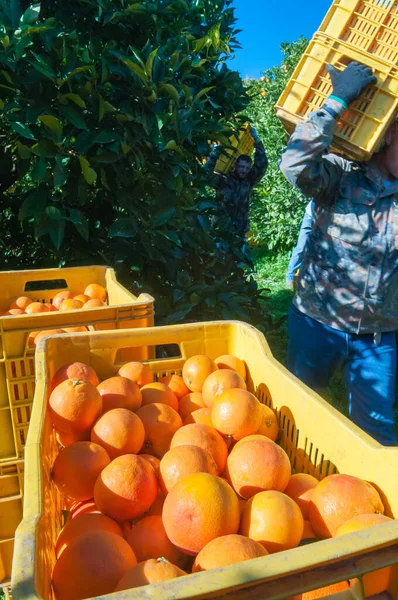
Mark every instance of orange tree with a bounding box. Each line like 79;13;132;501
0;0;270;325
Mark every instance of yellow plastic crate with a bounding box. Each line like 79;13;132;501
0;266;154;463
0;459;23;600
319;0;398;65
215;123;255;174
275;33;398;161
12;322;398;600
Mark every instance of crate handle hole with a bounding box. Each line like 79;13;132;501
116;344;182;364
24;279;68;292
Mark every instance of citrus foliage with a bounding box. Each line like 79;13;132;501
0;0;268;325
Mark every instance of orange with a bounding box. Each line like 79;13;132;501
183;407;213;427
55;512;123;558
126;515;188;568
336;513;393;596
202;369;247;408
51;362;100;390
182;355;218;393
170;423;228;474
97;375;142;412
94;454;158;521
33;329;65;346
53;530;136;600
84;283;108;302
52;291;73;309
309;474;384;539
160;374;190;400
241;490;304;553
49;379;102;433
25;301;48;314
140;454;161;479
118;361;153;387
255;404;279;441
28;331;39;347
59;298;83;311
83;298;106;308
136;403;182;459
140;382;179;411
159;445;218;493
211;389;262;440
69;500;101;520
115;558;186;591
55;428;90;447
52;441;111;501
284;473;319;520
163;473;240;555
289;581;350;599
215;354;246;381
4;308;24;316
73;294;90;304
178;392;205;420
63;326;89;333
44;302;58;312
10;296;33;311
301;520;318;542
91;408;145;459
226;437;291;499
146;489;166;517
192;534;267;572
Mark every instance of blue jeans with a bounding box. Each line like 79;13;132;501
288;304;397;446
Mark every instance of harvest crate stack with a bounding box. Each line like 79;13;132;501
0;266;154;597
12;322;398;600
276;0;398;160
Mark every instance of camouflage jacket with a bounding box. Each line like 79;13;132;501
206;140;268;235
280;99;398;334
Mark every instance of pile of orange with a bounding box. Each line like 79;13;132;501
49;353;392;599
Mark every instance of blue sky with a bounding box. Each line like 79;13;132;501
231;0;333;78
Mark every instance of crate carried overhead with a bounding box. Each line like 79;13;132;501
215;123;255;174
275;0;398;161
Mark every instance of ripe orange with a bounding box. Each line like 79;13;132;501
52;441;111;501
215;354;246;381
140;382;178;411
211;389;262;440
335;513;393;596
94;454;158;521
25;302;48;314
49;379;102;433
55;428;90;447
240;490;304;553
118;361;153;387
28;331;39;347
178;392;205;420
91;408;145;459
140;454;161;479
59;299;83;311
308;474;384;539
52;291;74;309
226;437;291;499
62;326;89;333
4;308;24;316
289;581;350;599
160;374;190;400
159;445;218;493
192;534;268;572
163;473;240;555
83;298;106;308
182;355;218;393
69;500;101;520
126;515;188;568
55;512;123;558
51;362;100;390
183;407;213;427
84;283;108;302
301;520;318;542
145;489;166;517
97;376;142;412
53;530;136;600
202;369;247;408
255;404;279;441
115;558;187;591
33;329;65;346
136;403;182;459
73;294;90;304
10;296;33;311
170;423;228;474
284;473;319;520
44;303;58;312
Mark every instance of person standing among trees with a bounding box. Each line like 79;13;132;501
205;126;268;237
280;61;398;446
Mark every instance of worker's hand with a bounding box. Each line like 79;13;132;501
250;126;259;141
326;61;377;108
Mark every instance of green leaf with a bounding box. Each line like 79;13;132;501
46;206;64;221
193;86;215;103
31;139;59;157
124;60;148;83
108;217;137;238
31;156;47;182
19;189;47;221
38;115;63;140
58;93;86;109
49;218;65;250
152;207;176;227
78;156;97;185
54;158;68;187
145;48;159;78
16;141;32;159
160;84;180;105
21;3;40;25
11;122;36;140
126;3;146;12
59;105;88;131
74;216;89;241
98;95;105;122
